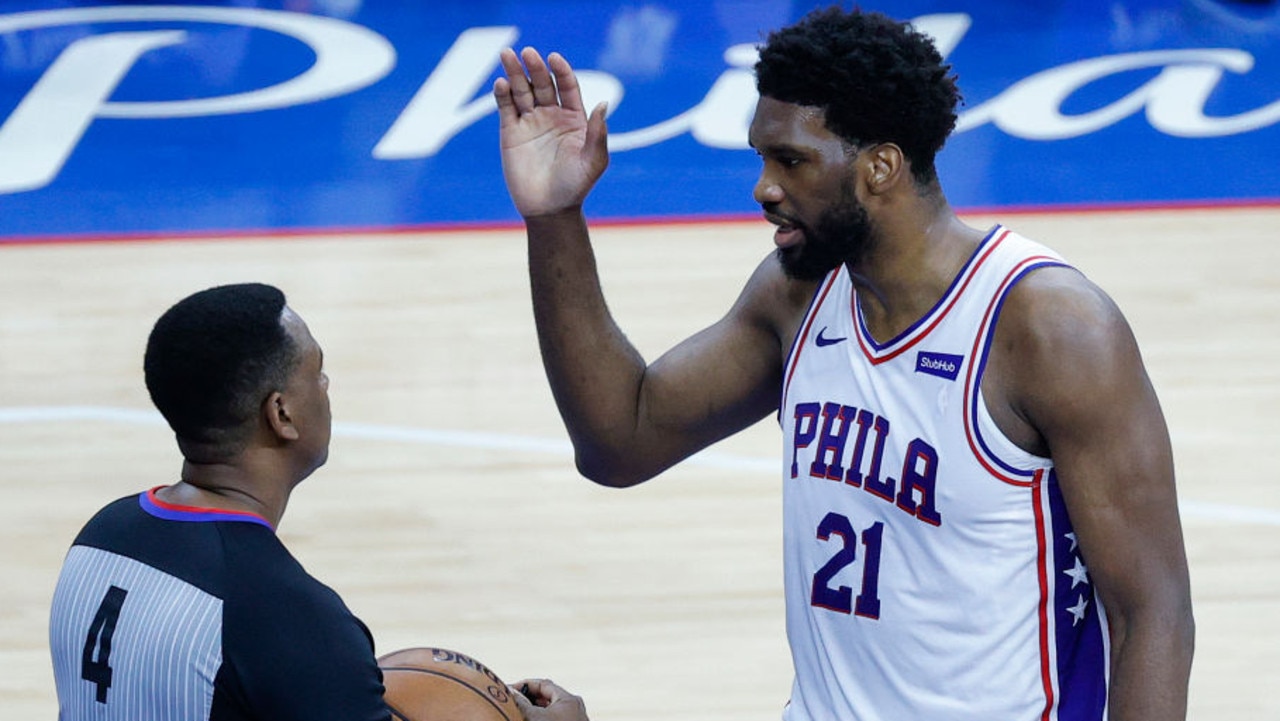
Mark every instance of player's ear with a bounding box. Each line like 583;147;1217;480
263;391;300;441
864;143;904;195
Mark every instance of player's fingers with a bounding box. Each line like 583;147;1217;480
493;77;518;125
498;47;535;114
585;101;609;160
546;52;583;113
521;47;559;107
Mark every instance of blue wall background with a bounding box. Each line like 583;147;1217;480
1;1;1277;240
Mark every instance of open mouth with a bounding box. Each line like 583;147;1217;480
764;211;805;249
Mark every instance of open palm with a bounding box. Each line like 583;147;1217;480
494;48;609;218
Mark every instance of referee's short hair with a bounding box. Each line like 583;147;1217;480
144;283;299;461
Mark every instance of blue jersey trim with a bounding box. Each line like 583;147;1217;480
968;259;1069;478
139;489;275;531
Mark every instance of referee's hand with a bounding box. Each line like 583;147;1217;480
510;678;590;721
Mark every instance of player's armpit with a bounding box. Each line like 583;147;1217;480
575;253;806;486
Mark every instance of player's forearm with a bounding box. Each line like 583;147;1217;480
525;209;655;485
1106;607;1194;720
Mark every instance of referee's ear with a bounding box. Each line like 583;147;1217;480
262;391;300;442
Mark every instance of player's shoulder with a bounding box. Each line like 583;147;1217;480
738;251;823;328
997;262;1140;377
1009;264;1127;333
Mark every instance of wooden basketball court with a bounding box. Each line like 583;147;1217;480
2;207;1277;719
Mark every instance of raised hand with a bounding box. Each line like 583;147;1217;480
494;47;609;218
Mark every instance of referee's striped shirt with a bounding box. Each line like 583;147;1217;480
50;490;390;721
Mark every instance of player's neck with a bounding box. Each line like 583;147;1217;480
850;208;983;343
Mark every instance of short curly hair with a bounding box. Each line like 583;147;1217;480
144;283;299;459
755;7;961;184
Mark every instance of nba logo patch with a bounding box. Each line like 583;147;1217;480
916;351;963;381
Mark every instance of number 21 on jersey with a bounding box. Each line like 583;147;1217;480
810;513;884;619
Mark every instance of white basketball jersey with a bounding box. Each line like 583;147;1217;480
779;226;1109;720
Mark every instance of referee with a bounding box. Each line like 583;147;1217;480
48;284;388;720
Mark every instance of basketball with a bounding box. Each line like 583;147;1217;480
378;647;522;721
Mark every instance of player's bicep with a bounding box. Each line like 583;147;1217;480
1012;274;1188;621
634;257;798;460
643;310;783;434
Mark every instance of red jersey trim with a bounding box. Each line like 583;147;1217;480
782;271;842;404
142;486;275;530
1033;471;1058;720
962;255;1062;487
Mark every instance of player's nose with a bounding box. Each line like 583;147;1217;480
753;173;783;206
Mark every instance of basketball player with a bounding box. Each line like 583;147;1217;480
494;8;1194;720
48;284;390;720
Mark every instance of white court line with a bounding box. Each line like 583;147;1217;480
3;405;1277;526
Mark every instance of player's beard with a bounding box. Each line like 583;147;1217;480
776;182;876;282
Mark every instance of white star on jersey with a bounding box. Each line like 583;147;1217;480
1063;557;1090;588
1061;532;1091;625
1067;595;1090;625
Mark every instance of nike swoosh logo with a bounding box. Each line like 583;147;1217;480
815;327;847;347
